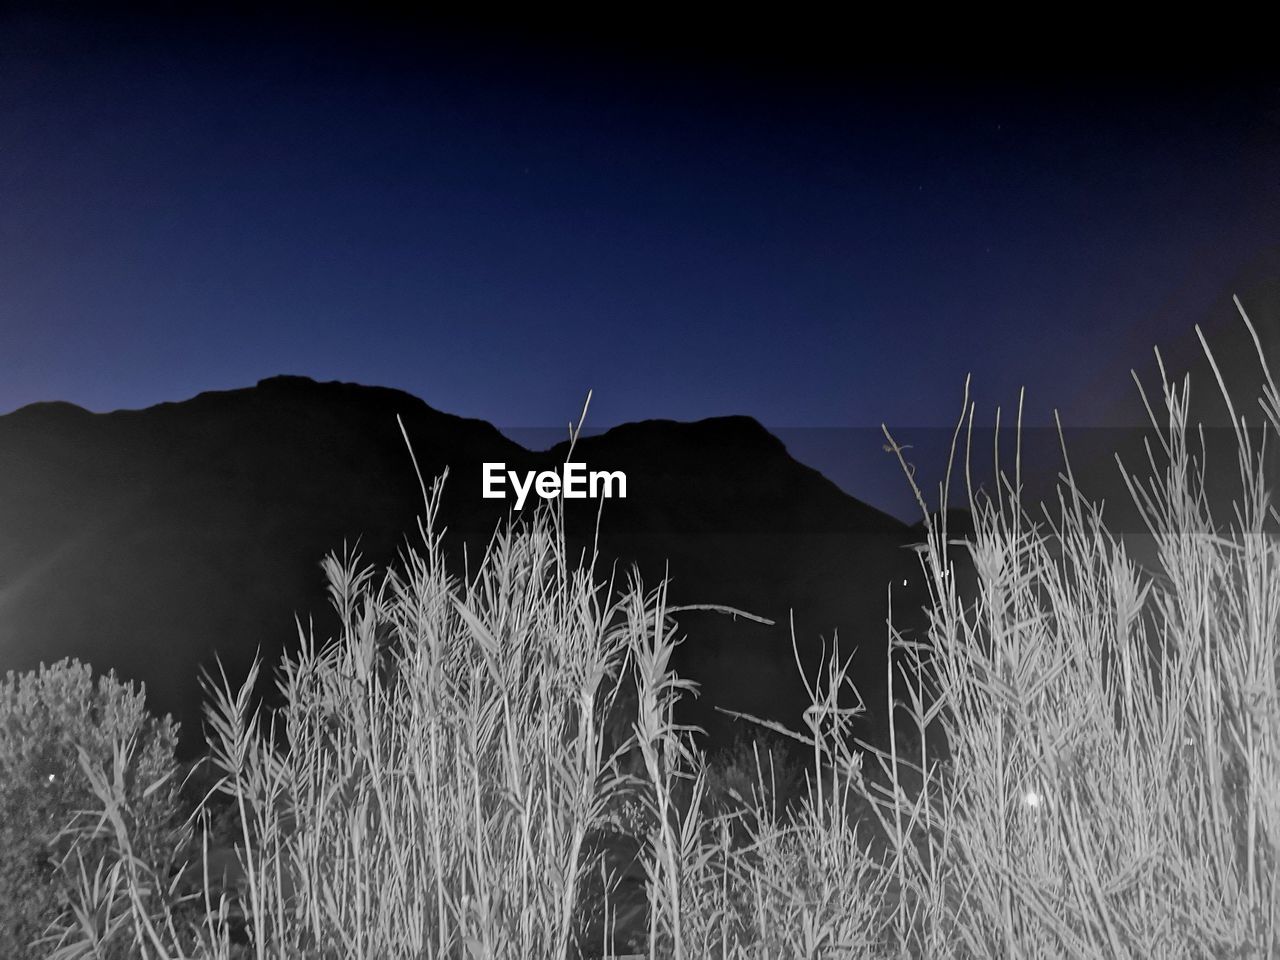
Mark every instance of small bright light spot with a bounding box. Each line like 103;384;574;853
46;773;56;784
902;579;909;586
1022;790;1043;809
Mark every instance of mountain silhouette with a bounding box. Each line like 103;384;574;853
0;377;954;757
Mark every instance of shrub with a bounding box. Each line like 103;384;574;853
700;728;803;826
0;658;182;959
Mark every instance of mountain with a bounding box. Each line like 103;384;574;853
0;376;949;757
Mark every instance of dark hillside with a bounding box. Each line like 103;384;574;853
0;378;940;756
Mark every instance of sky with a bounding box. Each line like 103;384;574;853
2;9;1279;521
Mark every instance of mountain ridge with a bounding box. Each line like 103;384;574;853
0;375;948;756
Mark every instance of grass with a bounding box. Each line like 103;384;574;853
30;300;1280;958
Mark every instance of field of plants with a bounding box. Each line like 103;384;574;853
3;306;1278;958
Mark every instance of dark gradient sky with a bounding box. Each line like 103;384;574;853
3;10;1279;520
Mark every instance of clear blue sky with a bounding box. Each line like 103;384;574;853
2;9;1278;519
